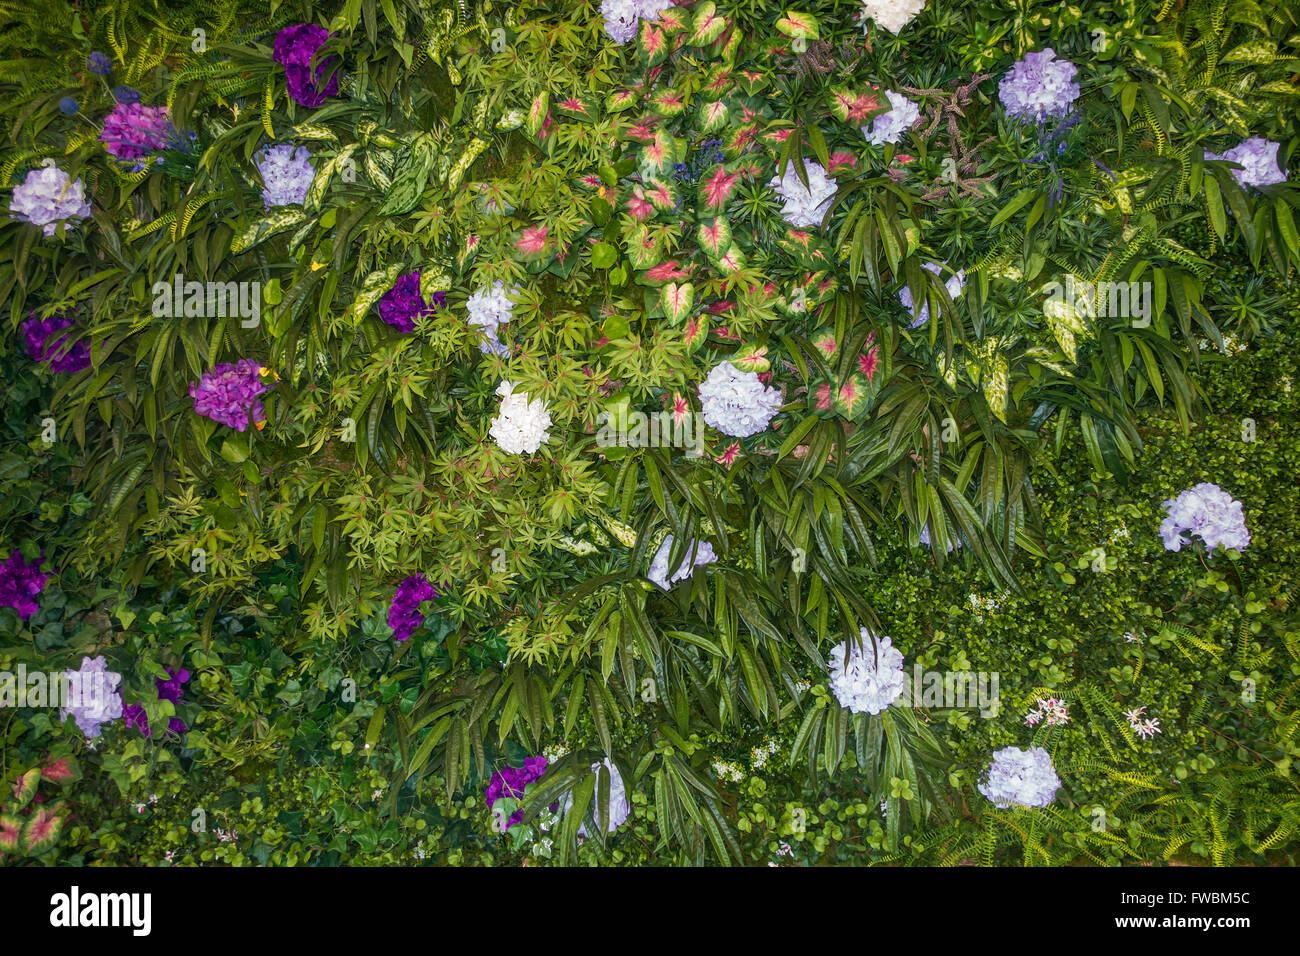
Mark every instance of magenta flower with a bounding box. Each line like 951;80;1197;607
273;24;339;108
21;310;91;373
189;360;271;431
0;549;48;621
100;101;173;160
378;271;446;332
485;756;548;829
388;573;440;641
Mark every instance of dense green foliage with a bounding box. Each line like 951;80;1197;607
1;0;1297;865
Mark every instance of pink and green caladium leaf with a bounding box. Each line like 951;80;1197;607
10;767;40;811
638;131;679;177
556;94;597;122
655;5;689;33
731;344;770;373
775;11;820;39
811;382;836;415
716;244;747;274
638;21;670;65
641;259;694;285
41;756;80;786
683;313;710;353
699;164;741;215
697;99;731;134
810;329;840;363
606;89;640;113
689;2;729;46
526;90;549;136
0;815;22;854
650;89;687;117
734;69;769;96
697;218;732;258
832;373;874;420
515;224;551;263
21;806;63;855
458;233;480;271
626;226;663;270
621;116;660;143
829;86;886;124
700;65;734;100
644;179;679;213
661;282;695;324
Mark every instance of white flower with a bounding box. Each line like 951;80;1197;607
466;280;516;357
562;758;631;835
979;745;1060;808
489;380;552;454
863;90;920;146
859;0;927;34
647;534;717;590
827;629;907;715
256;143;315;209
899;262;965;328
698;360;783;437
1159;483;1250;552
767;158;838;228
600;0;673;44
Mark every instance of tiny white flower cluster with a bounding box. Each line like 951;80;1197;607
967;592;1003;616
1124;706;1162;740
767;158;838;228
1024;696;1069;727
712;759;745;783
827;629;907;715
750;738;780;771
542;743;569;763
489;380;552;455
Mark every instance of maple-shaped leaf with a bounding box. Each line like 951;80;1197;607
21;806;63;855
775;11;820;39
699;164;740;214
829;86;886;124
698;99;730;133
697;218;732;258
644;260;694;284
606;89;640;113
716;244;746;274
689;2;729;46
661;282;695;324
515;224;550;261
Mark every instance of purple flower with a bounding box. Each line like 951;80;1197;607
87;52;112;77
273;24;339;108
998;48;1080;121
388;573;440;641
0;549;48;621
1159;482;1250;552
256;143;315;208
21;310;91;373
189;359;271;431
60;655;124;740
378;271;445;332
123;666;191;738
112;86;141;104
100;101;174;160
1204;137;1287;190
485;756;548;830
8;165;91;237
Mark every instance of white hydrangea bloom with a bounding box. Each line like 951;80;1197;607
859;0;927;34
466;280;516;356
863;90;920;146
601;0;673;44
828;629;907;715
767;158;838;228
979;745;1061;809
647;534;717;590
698;360;783;437
489;380;552;455
563;758;631;835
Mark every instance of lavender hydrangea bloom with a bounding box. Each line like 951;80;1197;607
0;549;48;621
9;165;91;237
485;756;548;830
273;24;339;108
919;524;961;552
378;271;446;333
100;101;173;160
698;361;783;437
388;573;440;642
767;158;838;228
998;48;1080;122
22;310;91;373
828;629;907;715
563;758;632;836
122;666;190;738
647;535;717;591
465;280;516;356
863;90;920;146
256;143;315;208
600;0;673;45
189;360;270;431
1204;137;1287;189
899;262;965;328
60;655;124;740
1159;482;1251;552
979;745;1061;808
